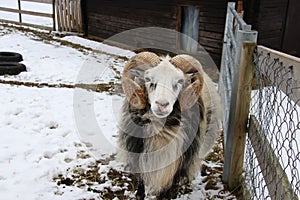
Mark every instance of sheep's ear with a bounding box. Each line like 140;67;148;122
179;74;204;111
122;77;147;109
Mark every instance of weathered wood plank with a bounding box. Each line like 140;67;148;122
65;0;70;31
227;42;256;190
55;0;62;31
0;6;53;18
199;31;223;40
18;0;22;23
21;0;52;3
0;19;52;30
257;45;300;106
199;37;223;49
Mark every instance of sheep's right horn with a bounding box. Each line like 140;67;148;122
122;52;160;109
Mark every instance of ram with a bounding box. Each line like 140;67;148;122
118;52;221;199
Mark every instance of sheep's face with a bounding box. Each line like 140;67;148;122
144;59;185;118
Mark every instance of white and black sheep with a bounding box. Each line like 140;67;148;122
118;52;221;199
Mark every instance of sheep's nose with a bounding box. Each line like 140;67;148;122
155;100;170;111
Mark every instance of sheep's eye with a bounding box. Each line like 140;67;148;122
145;77;156;89
173;79;184;91
145;77;151;83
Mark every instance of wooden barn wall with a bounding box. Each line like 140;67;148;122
83;0;227;67
243;0;289;51
181;0;227;66
282;0;300;57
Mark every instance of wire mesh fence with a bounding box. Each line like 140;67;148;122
244;46;300;199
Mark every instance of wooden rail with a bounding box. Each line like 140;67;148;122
21;0;52;3
0;0;84;33
257;45;300;106
0;6;53;18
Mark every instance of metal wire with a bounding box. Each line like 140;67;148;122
244;48;300;199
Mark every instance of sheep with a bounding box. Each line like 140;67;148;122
117;52;222;199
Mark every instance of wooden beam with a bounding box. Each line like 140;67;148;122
77;0;82;32
21;0;52;3
228;42;256;190
0;19;52;31
0;6;53;18
18;0;22;23
257;45;300;106
65;0;71;31
52;0;56;31
55;0;62;31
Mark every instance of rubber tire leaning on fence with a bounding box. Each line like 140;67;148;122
0;62;26;76
0;52;23;62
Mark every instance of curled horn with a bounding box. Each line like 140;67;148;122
170;55;204;111
122;52;161;109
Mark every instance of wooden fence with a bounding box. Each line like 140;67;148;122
0;0;55;30
0;0;83;33
55;0;83;32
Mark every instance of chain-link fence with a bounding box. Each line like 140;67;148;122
244;46;300;199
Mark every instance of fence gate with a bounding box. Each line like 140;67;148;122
55;0;83;33
219;2;257;188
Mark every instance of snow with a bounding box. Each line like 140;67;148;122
0;25;235;199
0;29;129;85
0;24;128;199
62;36;135;59
0;85;97;199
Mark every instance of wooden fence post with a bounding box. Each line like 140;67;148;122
18;0;22;23
52;0;56;31
227;41;256;190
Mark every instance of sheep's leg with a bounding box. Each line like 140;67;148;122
136;178;145;200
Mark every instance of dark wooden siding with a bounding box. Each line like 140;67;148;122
244;0;300;58
243;0;289;51
83;0;227;67
282;0;300;57
197;1;227;66
85;1;177;38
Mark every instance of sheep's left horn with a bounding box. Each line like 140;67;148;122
122;52;161;109
170;55;204;111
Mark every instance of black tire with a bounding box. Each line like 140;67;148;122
0;62;26;76
0;52;23;62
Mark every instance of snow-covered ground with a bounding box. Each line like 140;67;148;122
0;28;131;85
0;24;235;199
